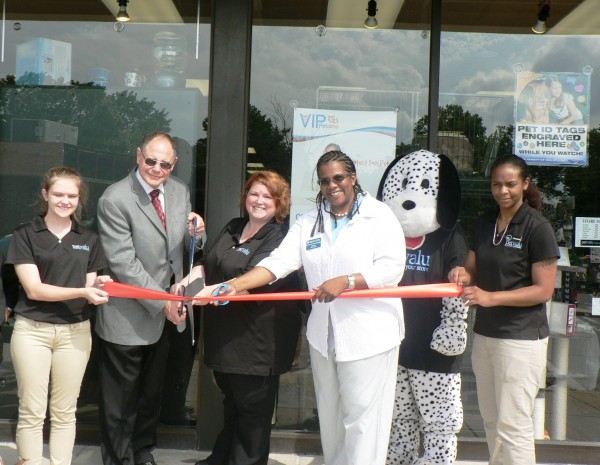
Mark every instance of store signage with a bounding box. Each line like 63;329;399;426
575;217;600;247
290;108;397;221
513;71;591;167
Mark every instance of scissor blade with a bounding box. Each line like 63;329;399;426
188;217;198;344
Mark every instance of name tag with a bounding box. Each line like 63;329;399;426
306;238;321;250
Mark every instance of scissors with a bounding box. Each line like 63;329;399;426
176;216;198;344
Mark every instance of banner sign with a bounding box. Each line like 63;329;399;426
514;71;591;167
291;108;397;220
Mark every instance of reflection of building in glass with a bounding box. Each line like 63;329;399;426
317;87;515;176
317;86;423;145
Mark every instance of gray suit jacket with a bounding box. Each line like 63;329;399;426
96;169;191;345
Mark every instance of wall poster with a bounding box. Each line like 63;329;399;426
290;108;397;220
514;71;591;167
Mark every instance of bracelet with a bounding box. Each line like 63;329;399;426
346;274;355;290
227;278;239;293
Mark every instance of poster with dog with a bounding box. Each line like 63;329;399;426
514;71;590;167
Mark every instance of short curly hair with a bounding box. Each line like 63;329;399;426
241;171;291;223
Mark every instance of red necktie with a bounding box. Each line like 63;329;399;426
150;189;167;231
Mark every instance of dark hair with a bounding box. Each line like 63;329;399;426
139;131;177;156
311;150;365;236
37;166;88;222
241;171;291;223
490;154;542;210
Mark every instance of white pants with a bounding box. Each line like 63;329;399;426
11;316;92;465
472;334;548;465
309;341;399;465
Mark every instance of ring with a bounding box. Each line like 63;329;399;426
464;300;470;306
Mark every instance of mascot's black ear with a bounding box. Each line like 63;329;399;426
376;154;403;201
437;154;461;231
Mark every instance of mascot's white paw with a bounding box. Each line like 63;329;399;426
430;297;468;356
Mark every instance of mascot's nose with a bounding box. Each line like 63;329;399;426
402;200;416;211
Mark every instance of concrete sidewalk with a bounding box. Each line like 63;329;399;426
0;442;498;465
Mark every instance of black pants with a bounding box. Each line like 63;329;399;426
97;326;171;465
206;371;279;465
160;306;200;424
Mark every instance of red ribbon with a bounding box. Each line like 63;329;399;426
105;281;461;302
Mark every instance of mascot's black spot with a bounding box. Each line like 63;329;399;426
402;200;416;210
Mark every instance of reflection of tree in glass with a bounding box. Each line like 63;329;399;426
412;104;488;176
0;75;171;154
196;103;292;181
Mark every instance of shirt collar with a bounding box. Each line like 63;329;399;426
491;201;529;225
32;215;82;234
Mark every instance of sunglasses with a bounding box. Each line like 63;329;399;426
143;156;175;170
317;173;353;186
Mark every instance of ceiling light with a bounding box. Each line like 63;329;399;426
364;0;378;29
116;0;131;22
532;1;550;34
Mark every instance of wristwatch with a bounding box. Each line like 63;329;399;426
346;274;356;290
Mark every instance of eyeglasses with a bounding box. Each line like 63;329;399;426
317;173;353;186
141;150;175;170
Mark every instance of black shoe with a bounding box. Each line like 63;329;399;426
194;459;211;465
134;454;156;465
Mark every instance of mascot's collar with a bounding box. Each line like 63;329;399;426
406;236;425;250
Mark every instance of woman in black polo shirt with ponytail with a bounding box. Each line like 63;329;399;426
449;154;559;465
7;167;111;465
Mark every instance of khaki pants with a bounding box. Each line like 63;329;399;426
472;334;548;465
11;316;91;465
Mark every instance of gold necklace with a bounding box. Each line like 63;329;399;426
492;213;510;246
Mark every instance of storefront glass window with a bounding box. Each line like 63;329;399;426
0;16;211;427
439;32;600;442
249;22;431;432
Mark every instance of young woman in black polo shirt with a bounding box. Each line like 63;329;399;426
7;167;111;465
449;154;559;465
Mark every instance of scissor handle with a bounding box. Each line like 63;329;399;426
213;283;230;306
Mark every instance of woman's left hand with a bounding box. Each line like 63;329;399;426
312;276;348;303
461;285;493;308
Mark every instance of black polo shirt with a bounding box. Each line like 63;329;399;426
470;202;559;340
7;216;106;324
203;217;302;376
399;226;468;374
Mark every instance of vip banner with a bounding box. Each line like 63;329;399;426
514;71;591;167
291;108;397;220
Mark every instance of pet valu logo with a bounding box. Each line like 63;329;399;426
504;235;523;249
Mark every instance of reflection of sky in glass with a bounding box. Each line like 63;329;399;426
250;28;600;140
0;21;211;146
3;20;600;144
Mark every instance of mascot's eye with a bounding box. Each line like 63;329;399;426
421;179;430;189
401;178;408;189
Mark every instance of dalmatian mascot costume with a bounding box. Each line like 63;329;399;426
377;150;468;465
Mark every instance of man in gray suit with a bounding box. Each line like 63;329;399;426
96;131;205;465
